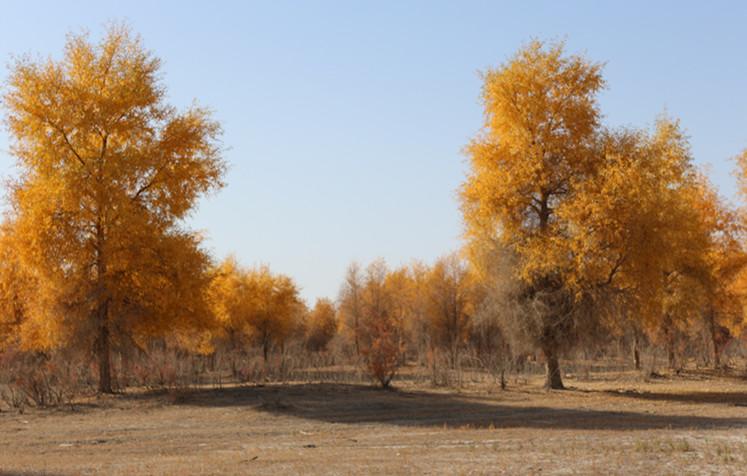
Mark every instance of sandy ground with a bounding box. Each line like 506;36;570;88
1;371;747;475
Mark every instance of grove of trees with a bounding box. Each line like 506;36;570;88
1;29;746;400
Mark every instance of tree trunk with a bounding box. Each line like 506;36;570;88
94;216;113;393
354;315;360;357
667;343;676;370
707;309;721;369
451;340;458;370
121;348;130;388
97;300;113;393
664;315;677;371
633;346;641;371
230;356;237;378
263;339;269;363
632;331;641;371
542;346;564;389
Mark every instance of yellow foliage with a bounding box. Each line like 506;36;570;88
305;298;337;352
0;224;31;349
337;262;365;354
2;25;225;391
423;254;475;363
460;41;722;333
208;258;303;360
461;40;604;285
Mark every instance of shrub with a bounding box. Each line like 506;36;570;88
0;348;94;409
362;317;402;388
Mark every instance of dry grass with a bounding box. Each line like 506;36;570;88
1;369;746;475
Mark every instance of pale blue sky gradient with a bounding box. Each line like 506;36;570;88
1;1;746;302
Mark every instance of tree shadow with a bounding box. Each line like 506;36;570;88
603;389;747;406
169;383;747;431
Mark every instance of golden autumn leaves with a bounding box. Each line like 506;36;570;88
460;40;747;388
337;256;476;386
1;26;225;392
208;257;304;363
0;27;745;393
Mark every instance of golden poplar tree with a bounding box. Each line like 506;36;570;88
208;258;303;364
461;41;604;388
423;254;475;368
338;262;365;356
243;267;303;362
3;25;225;392
208;256;251;375
305;298;338;352
461;41;708;388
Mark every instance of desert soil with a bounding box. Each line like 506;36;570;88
1;371;747;475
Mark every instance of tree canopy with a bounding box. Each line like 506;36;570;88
2;25;225;392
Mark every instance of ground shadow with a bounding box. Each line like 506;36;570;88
603;389;747;406
164;383;747;431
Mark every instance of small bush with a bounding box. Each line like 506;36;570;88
362;318;402;388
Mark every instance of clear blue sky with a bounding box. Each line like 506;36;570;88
1;1;746;303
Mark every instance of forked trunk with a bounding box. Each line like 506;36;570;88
542;346;564;390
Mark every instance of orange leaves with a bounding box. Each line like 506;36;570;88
460;41;747;359
305;298;337;352
361;316;402;388
338;256;477;369
208;258;303;355
0;226;31;350
461;41;605;288
2;25;225;361
565;121;702;301
423;254;475;354
481;40;603;162
461;42;699;302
